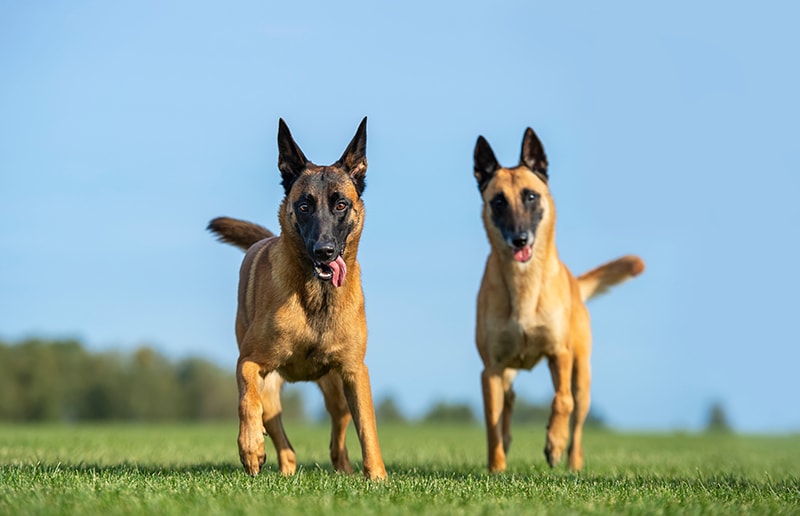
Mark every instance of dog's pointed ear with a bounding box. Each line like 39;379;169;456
474;135;499;192
277;118;309;195
519;127;548;180
337;116;367;196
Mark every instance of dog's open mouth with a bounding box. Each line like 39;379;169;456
314;255;347;287
513;245;533;263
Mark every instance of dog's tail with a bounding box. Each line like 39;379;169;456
207;216;275;252
577;255;645;302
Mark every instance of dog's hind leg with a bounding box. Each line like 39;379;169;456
501;369;518;454
568;351;591;471
317;371;354;474
258;371;297;475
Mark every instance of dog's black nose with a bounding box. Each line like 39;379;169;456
512;232;529;248
313;243;336;262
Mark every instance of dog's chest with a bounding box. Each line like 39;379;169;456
489;314;562;369
266;291;360;382
277;338;341;382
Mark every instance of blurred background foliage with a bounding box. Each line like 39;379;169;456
1;338;692;430
0;338;237;421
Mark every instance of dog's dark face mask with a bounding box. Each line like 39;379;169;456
485;188;545;263
277;118;367;287
473;127;550;263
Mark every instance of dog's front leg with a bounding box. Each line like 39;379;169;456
317;372;354;474
237;358;267;475
341;363;387;480
545;351;574;467
259;371;297;475
481;368;507;472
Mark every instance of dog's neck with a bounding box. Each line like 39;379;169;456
274;235;361;315
495;230;561;319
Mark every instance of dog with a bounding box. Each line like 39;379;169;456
473;127;644;472
207;117;386;480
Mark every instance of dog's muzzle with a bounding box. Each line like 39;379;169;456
313;255;347;287
508;231;533;263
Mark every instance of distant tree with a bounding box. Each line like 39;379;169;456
0;338;89;421
123;346;183;420
422;401;476;424
375;395;406;424
0;338;246;422
80;350;127;419
177;358;237;420
15;339;62;420
0;342;17;417
705;401;732;433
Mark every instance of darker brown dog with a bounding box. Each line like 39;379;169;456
208;117;386;480
473;127;644;472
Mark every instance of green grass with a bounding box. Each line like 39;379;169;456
1;423;798;514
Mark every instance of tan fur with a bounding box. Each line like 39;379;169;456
208;217;274;251
476;160;643;472
578;255;645;302
209;121;385;480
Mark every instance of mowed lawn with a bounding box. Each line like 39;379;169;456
1;422;798;514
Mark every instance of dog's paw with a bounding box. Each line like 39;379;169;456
488;462;507;474
278;450;297;476
544;440;565;468
240;450;266;476
238;432;266;476
488;455;508;473
331;454;354;475
363;464;387;481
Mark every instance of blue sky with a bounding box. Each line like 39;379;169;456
1;1;798;432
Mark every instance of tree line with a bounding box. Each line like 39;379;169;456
0;338;237;421
0;338;609;427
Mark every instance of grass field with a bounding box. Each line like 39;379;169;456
1;422;798;514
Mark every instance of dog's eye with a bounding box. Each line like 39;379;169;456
491;197;507;210
526;192;539;203
297;202;310;213
335;201;348;212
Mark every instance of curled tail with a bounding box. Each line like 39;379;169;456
207;216;275;252
577;255;645;302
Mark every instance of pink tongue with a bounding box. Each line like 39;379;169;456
328;256;347;287
513;246;532;263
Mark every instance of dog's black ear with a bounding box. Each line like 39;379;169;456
519;127;548;180
337;116;367;196
277;118;309;195
474;135;499;192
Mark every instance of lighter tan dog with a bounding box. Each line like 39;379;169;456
473;127;644;472
208;118;386;480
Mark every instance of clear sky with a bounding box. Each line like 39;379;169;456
1;1;798;432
